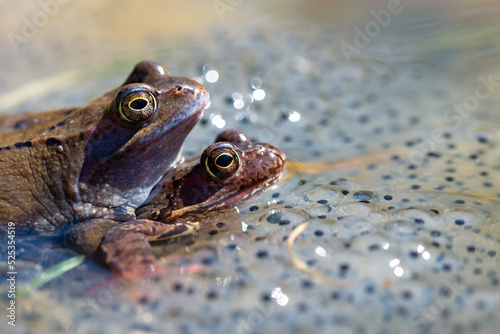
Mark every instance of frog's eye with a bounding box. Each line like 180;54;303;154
202;143;241;180
118;88;157;123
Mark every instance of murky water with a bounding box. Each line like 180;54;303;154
1;1;500;334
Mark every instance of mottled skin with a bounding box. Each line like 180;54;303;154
100;130;286;277
0;61;209;270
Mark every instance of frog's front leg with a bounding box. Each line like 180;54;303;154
100;219;199;278
64;219;121;256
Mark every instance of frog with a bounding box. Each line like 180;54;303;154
0;60;209;266
98;129;286;277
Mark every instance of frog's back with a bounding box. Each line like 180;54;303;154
0;107;100;230
0;108;82;143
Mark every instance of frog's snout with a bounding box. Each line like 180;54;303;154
175;79;210;115
193;82;210;112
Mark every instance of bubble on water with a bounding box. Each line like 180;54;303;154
352;190;378;202
252;89;266;101
304;185;341;203
250;77;262;89
383;219;422;238
205;70;219;83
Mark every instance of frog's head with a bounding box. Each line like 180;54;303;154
137;130;287;220
78;61;209;211
188;140;287;208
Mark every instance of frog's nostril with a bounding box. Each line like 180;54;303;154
176;86;183;92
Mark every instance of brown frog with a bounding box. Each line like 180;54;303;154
99;129;286;277
0;61;209;265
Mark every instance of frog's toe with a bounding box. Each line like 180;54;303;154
101;230;156;278
115;262;164;279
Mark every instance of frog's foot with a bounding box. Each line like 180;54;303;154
100;219;199;279
101;230;159;278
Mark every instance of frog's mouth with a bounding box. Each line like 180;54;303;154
123;80;209;157
157;168;286;221
125;105;204;159
210;169;286;208
163;145;287;219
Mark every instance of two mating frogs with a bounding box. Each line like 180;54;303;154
0;61;285;277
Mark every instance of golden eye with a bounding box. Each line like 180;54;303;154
118;88;157;123
202;143;241;180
